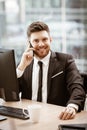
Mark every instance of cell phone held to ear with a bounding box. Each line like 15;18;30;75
28;41;33;48
30;43;33;48
29;42;35;56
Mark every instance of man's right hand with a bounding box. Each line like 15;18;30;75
17;46;35;71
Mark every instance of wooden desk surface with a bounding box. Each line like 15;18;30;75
0;99;87;130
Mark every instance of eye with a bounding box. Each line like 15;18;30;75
43;38;48;42
34;39;39;44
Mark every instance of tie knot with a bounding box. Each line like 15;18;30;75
38;61;42;68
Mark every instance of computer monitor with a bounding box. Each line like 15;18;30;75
0;48;19;101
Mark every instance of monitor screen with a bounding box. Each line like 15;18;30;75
0;48;19;101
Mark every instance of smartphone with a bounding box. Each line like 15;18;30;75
29;42;35;55
29;41;33;48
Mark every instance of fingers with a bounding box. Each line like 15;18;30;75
59;106;76;120
18;44;35;71
25;44;35;52
26;47;35;52
24;45;34;58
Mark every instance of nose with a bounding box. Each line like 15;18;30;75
38;41;44;46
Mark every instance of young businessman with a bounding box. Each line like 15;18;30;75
17;21;85;120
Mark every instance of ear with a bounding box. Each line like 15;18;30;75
50;37;52;43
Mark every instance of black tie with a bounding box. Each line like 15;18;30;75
37;61;43;102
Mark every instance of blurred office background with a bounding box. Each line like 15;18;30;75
0;0;87;73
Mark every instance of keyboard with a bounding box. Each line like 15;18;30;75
0;105;29;120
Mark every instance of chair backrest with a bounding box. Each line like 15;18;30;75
80;73;87;110
80;73;87;94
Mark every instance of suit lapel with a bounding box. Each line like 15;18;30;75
47;52;60;98
28;60;34;98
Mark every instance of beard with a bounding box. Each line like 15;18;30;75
34;45;50;59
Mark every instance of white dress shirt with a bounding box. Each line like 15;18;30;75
32;51;51;102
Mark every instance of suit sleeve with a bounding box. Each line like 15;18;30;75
65;54;86;111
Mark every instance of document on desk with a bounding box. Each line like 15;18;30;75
58;123;87;130
0;115;7;121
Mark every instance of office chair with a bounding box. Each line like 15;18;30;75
80;73;87;110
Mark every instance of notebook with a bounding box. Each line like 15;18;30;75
58;124;87;130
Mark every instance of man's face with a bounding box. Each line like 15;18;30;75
29;31;52;58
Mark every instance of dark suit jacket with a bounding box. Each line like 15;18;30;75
18;51;86;111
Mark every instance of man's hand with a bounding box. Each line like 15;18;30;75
58;106;77;120
17;46;35;71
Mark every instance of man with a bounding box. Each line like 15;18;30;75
17;21;85;120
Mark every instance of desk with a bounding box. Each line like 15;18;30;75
0;99;87;130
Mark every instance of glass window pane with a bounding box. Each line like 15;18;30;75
1;0;87;73
65;0;87;73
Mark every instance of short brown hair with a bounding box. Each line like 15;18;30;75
27;21;50;37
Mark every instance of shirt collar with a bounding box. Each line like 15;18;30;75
34;51;51;66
